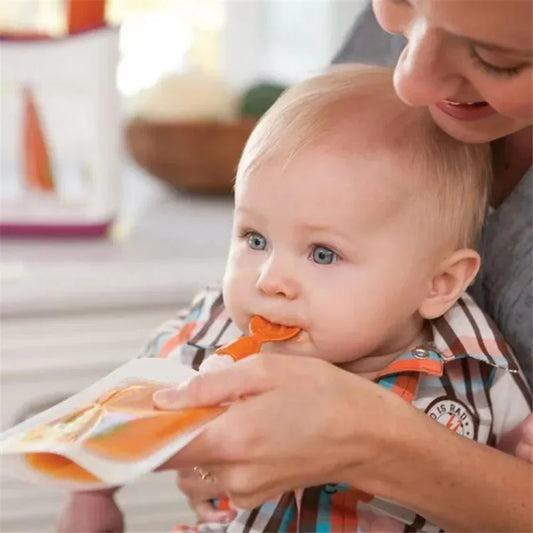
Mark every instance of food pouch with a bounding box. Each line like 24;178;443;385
0;358;224;489
0;316;300;490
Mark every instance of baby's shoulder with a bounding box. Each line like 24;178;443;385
138;285;238;366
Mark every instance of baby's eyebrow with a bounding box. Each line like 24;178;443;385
234;206;268;224
295;222;334;233
294;221;355;244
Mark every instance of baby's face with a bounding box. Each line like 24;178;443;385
223;147;441;371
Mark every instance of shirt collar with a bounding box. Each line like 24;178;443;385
198;294;515;379
377;294;516;379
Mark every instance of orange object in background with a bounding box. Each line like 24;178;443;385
67;0;106;34
23;88;55;192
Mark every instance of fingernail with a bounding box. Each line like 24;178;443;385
153;387;186;409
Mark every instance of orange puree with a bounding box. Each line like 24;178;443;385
23;382;225;480
25;452;99;482
84;406;224;460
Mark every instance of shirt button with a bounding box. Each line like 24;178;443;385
413;347;430;359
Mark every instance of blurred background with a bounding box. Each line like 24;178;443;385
0;1;366;531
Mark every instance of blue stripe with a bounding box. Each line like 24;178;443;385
377;374;397;390
259;501;277;515
486;368;497;388
186;306;202;321
154;332;173;354
418;375;487;394
315;489;332;532
278;499;296;532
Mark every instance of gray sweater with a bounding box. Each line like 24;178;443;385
333;4;532;386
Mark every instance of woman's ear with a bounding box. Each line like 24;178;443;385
419;249;481;320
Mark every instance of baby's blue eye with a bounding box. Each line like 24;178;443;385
246;232;267;250
312;245;337;265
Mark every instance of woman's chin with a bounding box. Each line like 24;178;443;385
428;106;528;144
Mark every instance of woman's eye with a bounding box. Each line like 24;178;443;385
469;47;528;78
311;245;338;265
246;232;267;250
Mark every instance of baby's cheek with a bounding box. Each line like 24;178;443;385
222;278;249;333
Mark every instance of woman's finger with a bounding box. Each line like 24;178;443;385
176;469;225;501
153;354;280;410
176;470;236;525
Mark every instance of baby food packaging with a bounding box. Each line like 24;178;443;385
0;358;224;490
0;316;300;491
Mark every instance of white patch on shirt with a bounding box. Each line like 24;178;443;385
425;397;477;439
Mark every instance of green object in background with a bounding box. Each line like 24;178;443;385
239;82;287;119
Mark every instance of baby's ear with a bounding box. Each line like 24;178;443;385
419;249;481;320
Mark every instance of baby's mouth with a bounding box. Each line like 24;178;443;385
266;329;308;346
291;329;308;343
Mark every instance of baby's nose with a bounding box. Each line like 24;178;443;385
255;255;299;300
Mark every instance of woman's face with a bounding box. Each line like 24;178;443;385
373;0;532;143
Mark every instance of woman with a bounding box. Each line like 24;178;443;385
155;1;532;530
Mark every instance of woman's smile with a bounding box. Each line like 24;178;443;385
435;100;496;121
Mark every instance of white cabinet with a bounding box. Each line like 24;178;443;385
0;168;232;531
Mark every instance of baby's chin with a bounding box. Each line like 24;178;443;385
260;337;366;368
260;338;315;358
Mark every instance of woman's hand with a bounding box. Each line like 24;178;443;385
154;353;413;508
175;468;236;524
154;353;533;532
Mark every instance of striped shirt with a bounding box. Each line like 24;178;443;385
140;286;531;532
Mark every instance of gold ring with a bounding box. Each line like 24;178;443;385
193;465;215;482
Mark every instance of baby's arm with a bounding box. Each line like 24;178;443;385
488;354;532;464
498;413;533;463
57;487;123;533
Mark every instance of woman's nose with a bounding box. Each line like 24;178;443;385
255;255;299;300
393;22;465;106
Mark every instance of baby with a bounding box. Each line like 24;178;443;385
59;65;531;532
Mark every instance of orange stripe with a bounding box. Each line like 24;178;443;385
329;490;344;529
288;511;298;532
402;373;419;402
377;357;442;379
330;488;371;531
23;89;55;191
158;321;197;358
391;373;420;403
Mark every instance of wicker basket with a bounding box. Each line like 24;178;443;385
125;118;256;194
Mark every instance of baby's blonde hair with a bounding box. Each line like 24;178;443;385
236;64;492;249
